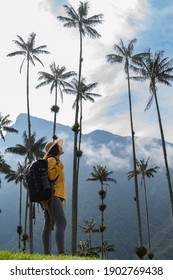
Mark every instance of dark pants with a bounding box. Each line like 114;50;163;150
42;196;67;254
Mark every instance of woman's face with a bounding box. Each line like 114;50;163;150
58;145;64;155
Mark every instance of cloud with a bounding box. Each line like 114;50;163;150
81;135;173;172
82;139;130;171
1;0;173;144
135;137;173;168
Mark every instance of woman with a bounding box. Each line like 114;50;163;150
42;139;67;255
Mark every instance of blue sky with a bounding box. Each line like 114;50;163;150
138;0;173;54
1;0;173;142
55;0;66;3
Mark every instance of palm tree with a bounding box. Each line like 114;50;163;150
5;131;47;164
7;34;49;253
87;165;116;258
0;152;11;214
80;218;98;249
5;130;47;252
131;50;173;221
7;33;50;163
128;157;159;259
58;2;103;254
36;62;76;140
96;241;115;259
0;152;11;174
0;113;18;141
106;38;147;252
64;77;101;160
5;162;25;251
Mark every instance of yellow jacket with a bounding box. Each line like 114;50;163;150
47;157;66;201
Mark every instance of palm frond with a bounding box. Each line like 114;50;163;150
7;51;26;57
106;54;123;64
58;2;103;39
3;127;18;133
19;57;26;73
64;4;79;20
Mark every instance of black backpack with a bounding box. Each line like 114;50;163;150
25;159;53;203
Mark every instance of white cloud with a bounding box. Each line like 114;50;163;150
81;135;173;173
82;139;130;171
135;137;173;168
1;0;173;143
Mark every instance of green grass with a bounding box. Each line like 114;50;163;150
0;251;96;260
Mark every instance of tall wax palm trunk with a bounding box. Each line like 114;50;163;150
100;181;105;259
26;55;32;163
26;54;34;254
23;192;29;252
131;50;173;224
58;2;103;255
53;83;58;140
153;88;173;218
106;39;146;255
18;180;23;251
87;165;116;258
77;96;83;165
126;62;143;247
142;175;151;253
128;157;159;259
71;28;83;255
8;32;49;254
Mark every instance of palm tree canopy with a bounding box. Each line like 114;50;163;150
0;113;18;141
5;131;47;162
5;162;25;184
57;2;103;39
87;165;117;185
0;152;11;174
127;157;160;181
7;32;50;73
131;50;173;110
64;77;101;108
36;62;76;101
107;38;147;74
80;218;96;233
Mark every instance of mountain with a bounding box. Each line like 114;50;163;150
0;113;173;259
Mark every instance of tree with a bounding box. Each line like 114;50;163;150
36;62;76;140
128;157;159;259
5;162;25;251
77;240;99;257
79;218;98;249
64;77;101;161
0;113;18;141
106;38;147;254
58;3;103;254
131;50;173;221
0;152;11;174
5;131;47;164
7;33;49;253
5;130;47;252
87;165;116;258
7;33;49;164
0;153;11;214
96;241;115;259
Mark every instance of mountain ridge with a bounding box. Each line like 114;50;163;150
1;113;173;259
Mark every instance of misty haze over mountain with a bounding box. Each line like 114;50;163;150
0;113;173;259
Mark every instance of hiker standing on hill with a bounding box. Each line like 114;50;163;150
42;139;67;255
